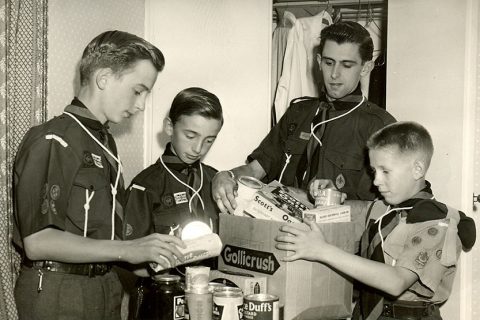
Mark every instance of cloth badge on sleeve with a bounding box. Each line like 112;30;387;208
83;152;94;167
50;185;61;200
125;223;133;237
335;173;346;189
299;132;310;140
161;194;175;208
91;153;103;168
173;191;188;204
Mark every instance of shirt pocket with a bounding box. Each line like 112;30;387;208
283;136;308;156
69;167;111;230
152;205;192;235
324;149;365;191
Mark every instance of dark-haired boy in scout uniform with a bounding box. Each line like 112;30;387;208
276;122;476;320
13;30;185;320
213;21;395;214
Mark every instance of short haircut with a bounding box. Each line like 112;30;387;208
169;87;223;125
79;30;165;86
367;121;434;169
318;21;374;62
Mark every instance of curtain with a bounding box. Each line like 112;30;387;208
0;0;48;319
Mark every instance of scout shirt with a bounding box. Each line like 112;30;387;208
248;85;396;200
124;143;219;240
358;182;476;319
13;99;124;247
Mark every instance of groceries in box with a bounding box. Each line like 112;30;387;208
236;179;351;224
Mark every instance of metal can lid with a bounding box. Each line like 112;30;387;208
213;287;243;296
244;293;279;302
238;176;263;189
153;274;181;283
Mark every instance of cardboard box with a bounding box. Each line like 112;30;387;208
303;205;351;223
209;270;267;295
218;214;355;320
242;181;313;223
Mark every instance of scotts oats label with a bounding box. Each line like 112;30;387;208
221;245;280;275
243;294;279;320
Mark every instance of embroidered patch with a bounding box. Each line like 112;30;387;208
50;185;61;200
414;251;429;269
41;183;48;199
436;249;442;260
91;153;103;168
174;192;188;204
411;236;422;246
427;227;438;236
125;223;133;237
83;152;94;167
50;200;57;215
41;199;49;214
162;194;175;208
335;174;345;189
299;131;310;140
287;123;297;136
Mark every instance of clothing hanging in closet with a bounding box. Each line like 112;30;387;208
272;10;332;124
271;10;296;126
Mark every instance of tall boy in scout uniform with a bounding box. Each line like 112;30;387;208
13;30;185;320
213;21;395;213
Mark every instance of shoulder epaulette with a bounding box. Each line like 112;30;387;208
288;96;318;107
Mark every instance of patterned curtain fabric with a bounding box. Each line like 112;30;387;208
0;0;48;319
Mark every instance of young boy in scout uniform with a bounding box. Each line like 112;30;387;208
213;21;396;214
13;30;185;320
276;122;476;319
124;87;223;317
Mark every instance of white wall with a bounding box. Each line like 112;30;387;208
387;0;474;318
48;0;146;185
144;0;272;170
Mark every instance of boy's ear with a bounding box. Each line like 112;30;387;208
95;68;113;90
360;60;374;77
316;54;322;70
413;159;427;180
164;117;174;136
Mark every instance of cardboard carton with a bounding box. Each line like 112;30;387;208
209;270;267;295
218;214;355;320
303;205;351;223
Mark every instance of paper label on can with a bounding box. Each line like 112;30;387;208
173;295;185;320
243;300;278;320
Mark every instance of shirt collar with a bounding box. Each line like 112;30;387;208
65;98;109;132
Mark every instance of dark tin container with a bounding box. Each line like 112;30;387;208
139;274;185;320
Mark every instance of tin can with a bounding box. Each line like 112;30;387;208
314;188;342;207
213;287;244;320
234;176;263;216
243;294;279;320
139;274;185;320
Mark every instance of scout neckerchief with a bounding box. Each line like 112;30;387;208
359;182;436;320
299;85;365;189
159;143;205;217
63;98;125;240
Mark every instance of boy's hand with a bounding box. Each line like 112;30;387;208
309;179;336;197
124;233;186;268
275;220;329;262
212;171;238;214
